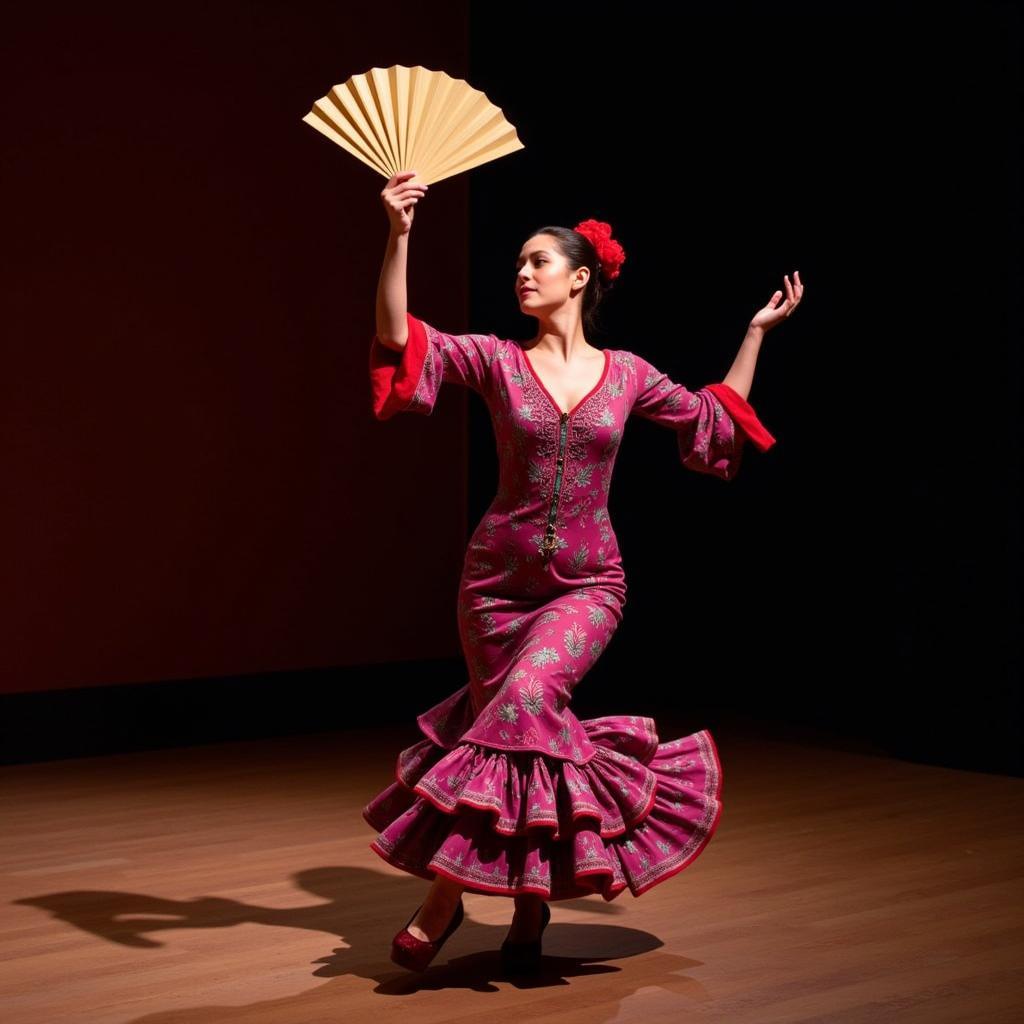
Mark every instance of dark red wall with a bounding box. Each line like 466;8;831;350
1;3;473;693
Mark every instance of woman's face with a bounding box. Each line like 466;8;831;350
514;234;589;312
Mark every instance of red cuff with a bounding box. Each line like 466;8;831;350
706;382;777;452
369;313;428;419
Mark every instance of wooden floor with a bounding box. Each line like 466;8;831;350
1;718;1022;1024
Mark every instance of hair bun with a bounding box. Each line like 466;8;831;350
573;219;626;283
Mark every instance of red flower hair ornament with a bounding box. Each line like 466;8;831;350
573;218;626;285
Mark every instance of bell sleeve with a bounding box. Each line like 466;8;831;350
369;311;500;420
629;353;777;481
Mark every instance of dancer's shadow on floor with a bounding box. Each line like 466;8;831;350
363;933;697;995
14;864;706;1004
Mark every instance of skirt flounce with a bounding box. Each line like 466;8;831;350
363;686;723;901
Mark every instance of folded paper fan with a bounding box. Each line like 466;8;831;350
301;64;524;186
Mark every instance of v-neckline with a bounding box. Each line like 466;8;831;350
521;347;611;418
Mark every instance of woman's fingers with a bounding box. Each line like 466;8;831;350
386;169;419;187
780;271;803;316
380;175;428;226
382;170;429;198
380;171;429;233
751;271;804;330
391;183;428;202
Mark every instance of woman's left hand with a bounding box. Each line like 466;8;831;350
749;270;803;332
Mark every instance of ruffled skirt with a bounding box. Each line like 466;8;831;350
362;683;723;902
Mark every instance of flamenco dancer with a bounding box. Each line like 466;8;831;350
365;170;803;974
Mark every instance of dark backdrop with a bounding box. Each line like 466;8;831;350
0;4;474;690
466;2;1021;775
2;2;1019;775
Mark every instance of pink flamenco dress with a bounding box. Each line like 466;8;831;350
363;313;776;901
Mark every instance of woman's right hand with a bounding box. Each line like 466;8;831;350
381;170;428;236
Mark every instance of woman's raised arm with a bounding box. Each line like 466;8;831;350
375;171;429;351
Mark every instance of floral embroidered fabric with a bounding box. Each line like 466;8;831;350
363;313;776;900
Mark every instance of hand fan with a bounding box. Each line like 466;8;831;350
301;64;524;186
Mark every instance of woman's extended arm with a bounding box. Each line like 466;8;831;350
721;270;803;401
375;171;429;352
720;324;764;402
376;232;410;352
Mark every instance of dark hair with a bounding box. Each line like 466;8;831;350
526;225;614;338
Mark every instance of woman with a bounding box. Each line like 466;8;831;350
365;171;803;973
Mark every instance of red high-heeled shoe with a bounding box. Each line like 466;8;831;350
390;897;465;972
